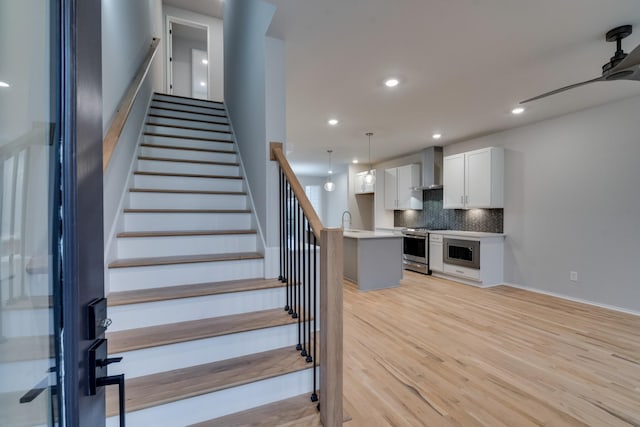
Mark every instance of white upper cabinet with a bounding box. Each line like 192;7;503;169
443;147;504;209
384;164;422;210
354;170;375;194
443;153;466;209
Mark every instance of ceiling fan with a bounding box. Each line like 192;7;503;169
521;25;640;103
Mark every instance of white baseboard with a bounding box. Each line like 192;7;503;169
502;282;640;317
431;272;497;289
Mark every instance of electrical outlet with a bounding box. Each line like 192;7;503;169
570;271;578;282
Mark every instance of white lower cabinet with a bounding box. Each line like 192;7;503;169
431;233;504;287
429;234;443;272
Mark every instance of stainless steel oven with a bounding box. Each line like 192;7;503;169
444;238;480;270
402;228;429;274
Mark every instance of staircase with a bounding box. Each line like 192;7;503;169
105;93;318;426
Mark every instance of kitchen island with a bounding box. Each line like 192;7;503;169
343;230;403;291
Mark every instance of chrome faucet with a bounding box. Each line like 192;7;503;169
341;210;352;230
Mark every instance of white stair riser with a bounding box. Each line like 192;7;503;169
2;308;52;337
148;108;228;123
108;287;285;332
109;324;310;378
0;359;55;393
116;234;257;259
137;159;239;176
106;369;317;427
147;116;230;132
153;94;224;109
109;258;264;291
123;212;251;232
129;192;247;210
151;101;226;116
140;146;237;163
133;175;243;192
144;125;232;141
144;134;233;151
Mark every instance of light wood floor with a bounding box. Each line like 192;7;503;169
343;271;640;426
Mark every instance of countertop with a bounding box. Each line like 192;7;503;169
343;229;402;239
427;230;505;238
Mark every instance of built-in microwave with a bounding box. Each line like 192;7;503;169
444;238;480;270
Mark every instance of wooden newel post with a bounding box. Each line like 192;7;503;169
320;228;343;426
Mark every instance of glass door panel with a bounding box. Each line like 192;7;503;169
0;1;62;426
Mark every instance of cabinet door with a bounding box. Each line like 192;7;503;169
429;241;443;272
384;168;397;209
465;148;492;207
443;154;465;208
396;164;422;209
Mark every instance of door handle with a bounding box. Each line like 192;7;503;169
88;339;125;427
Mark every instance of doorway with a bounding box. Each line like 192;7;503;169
167;20;209;99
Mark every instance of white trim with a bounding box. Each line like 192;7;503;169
431;272;497;289
502;282;640;317
165;15;211;98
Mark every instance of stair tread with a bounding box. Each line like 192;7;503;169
145;122;231;134
148;106;227;119
108;251;263;269
138;156;239;166
129;188;246;195
124;208;251;213
107;308;296;354
117;229;256;238
148;113;229;126
134;171;242;180
144;131;232;143
108;278;285;306
154;93;224;106
106;344;313;417
188;394;320;427
140;143;236;154
151;100;226;112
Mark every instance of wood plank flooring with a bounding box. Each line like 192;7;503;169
343;271;640;426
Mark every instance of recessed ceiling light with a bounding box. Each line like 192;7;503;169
202;59;209;65
352;159;359;164
432;133;442;140
0;81;10;88
384;78;399;88
328;119;339;126
511;107;525;115
200;81;206;87
328;170;333;174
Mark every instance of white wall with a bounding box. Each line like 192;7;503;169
171;35;206;97
445;95;640;313
102;0;163;262
164;5;223;101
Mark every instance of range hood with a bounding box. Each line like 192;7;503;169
413;146;443;190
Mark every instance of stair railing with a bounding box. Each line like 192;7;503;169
270;142;343;427
102;37;160;172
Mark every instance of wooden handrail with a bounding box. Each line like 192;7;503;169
103;37;161;173
270;142;323;240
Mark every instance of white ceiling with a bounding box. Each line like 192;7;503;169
265;0;640;176
161;0;640;176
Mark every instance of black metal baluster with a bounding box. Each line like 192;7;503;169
306;220;312;363
279;168;284;283
292;198;298;320
311;232;318;402
287;182;293;316
300;214;307;358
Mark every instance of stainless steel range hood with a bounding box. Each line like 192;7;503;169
413;146;443;190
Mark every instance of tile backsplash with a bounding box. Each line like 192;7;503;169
394;189;503;233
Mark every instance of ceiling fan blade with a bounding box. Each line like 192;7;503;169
520;76;604;104
611;43;640;72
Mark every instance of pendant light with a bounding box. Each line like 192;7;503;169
324;150;336;192
364;132;376;185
